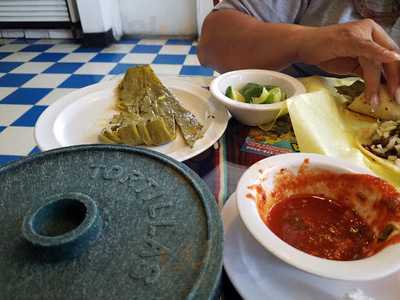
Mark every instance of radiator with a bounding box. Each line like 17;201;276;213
0;0;78;23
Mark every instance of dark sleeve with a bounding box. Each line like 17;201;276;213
214;0;310;23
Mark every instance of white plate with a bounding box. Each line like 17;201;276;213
223;192;400;300
35;76;230;161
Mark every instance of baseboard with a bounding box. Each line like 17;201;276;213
82;28;114;47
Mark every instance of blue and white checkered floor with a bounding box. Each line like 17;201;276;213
0;37;215;165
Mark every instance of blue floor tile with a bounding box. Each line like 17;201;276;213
1;88;52;104
0;155;23;165
117;38;140;44
90;53;126;62
166;39;193;45
131;45;162;53
189;46;197;54
58;74;104;88
153;54;186;65
20;44;53;52
0;52;12;59
12;105;47;126
74;46;104;53
0;62;23;72
31;52;68;62
180;66;214;76
0;73;35;87
29;146;41;155
44;62;84;74
109;63;137;75
0;126;5;133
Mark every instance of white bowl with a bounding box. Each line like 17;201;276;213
236;153;400;281
210;69;306;126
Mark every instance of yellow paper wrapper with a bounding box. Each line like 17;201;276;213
287;76;400;188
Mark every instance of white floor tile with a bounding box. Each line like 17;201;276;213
1;52;39;62
101;44;134;53
22;74;69;88
75;63;116;75
0;126;35;155
150;64;181;75
10;62;53;74
45;43;80;53
36;88;75;105
183;55;200;65
59;53;96;63
0;104;32;126
159;45;191;55
120;53;156;64
0;87;17;99
137;39;167;45
0;44;27;52
100;75;118;82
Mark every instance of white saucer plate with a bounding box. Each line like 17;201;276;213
35;76;230;161
222;192;400;300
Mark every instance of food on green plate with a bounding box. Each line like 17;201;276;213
99;65;203;147
225;82;286;104
336;80;400;121
362;120;400;172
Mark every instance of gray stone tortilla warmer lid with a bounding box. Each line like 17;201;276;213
0;145;223;300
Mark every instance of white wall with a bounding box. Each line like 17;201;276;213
119;0;197;35
77;0;109;33
76;0;122;38
196;0;214;36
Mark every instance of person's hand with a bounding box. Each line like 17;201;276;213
298;19;400;108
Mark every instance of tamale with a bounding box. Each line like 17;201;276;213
99;65;203;147
140;67;203;146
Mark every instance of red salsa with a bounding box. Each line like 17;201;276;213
267;194;375;260
252;161;400;261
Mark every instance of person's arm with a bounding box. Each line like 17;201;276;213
198;9;400;106
198;9;311;72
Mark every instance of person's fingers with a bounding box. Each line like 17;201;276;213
383;62;400;97
368;20;400;103
359;57;382;111
349;40;400;63
335;20;400;62
395;85;400;104
370;19;400;51
308;22;400;65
